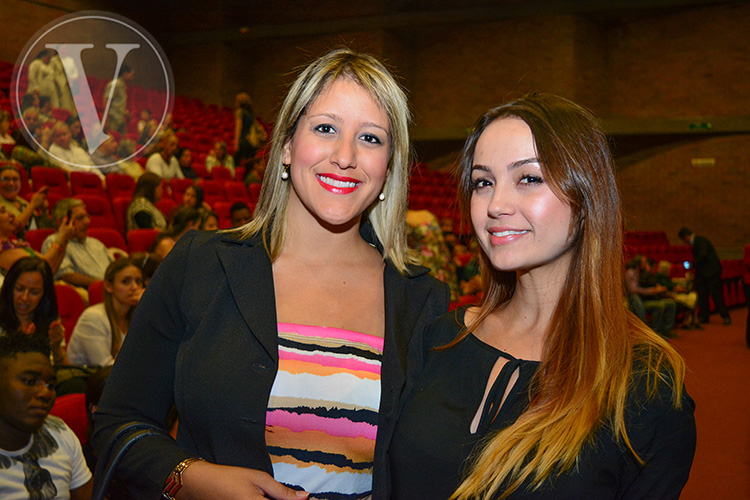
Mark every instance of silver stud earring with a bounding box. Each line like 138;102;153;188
281;164;290;180
378;192;385;201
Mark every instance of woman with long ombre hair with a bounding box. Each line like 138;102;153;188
390;93;695;499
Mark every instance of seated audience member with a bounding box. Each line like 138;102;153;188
116;139;144;179
0;334;93;499
66;116;87;151
205;140;235;177
243;156;266;185
0;163;52;235
129;251;161;288
145;132;183;180
41;199;113;289
47;122;104;181
181;183;210;212
67;259;144;367
136;108;158;143
175;147;197;179
625;255;677;338
200;210;219;231
406;209;460;302
656;260;699;329
125;172;168;231
38;95;55;124
229;201;251;227
0;205;74;275
0;110;16;147
151;206;201;260
0;257;69;366
91;131;120;173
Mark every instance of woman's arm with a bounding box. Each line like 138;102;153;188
68;307;115;367
40;216;75;274
91;233;304;499
233;108;243;152
13;187;48;232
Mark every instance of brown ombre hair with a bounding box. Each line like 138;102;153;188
451;93;686;499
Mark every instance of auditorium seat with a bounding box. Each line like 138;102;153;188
74;194;117;229
49;393;88;445
54;284;86;343
127;228;160;253
31;167;71;196
87;227;127;251
24;228;55;252
70;171;106;197
105;173;136;201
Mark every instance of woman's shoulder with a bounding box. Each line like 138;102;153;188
423;308;468;350
78;302;108;322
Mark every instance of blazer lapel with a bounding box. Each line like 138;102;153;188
215;235;279;363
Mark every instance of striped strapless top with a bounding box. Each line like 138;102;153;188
266;322;384;500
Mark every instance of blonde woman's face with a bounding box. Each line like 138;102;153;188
282;78;390;229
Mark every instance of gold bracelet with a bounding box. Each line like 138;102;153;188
163;457;204;500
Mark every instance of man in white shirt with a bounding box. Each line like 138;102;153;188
47;122;105;181
41;198;113;289
145;132;183;179
0;334;93;500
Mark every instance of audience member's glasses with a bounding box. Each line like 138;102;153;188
0;177;20;183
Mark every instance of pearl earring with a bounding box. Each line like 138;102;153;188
281;164;290;180
378;192;385;201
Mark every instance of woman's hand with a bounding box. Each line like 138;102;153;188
29;186;49;210
49;319;65;347
179;462;308;500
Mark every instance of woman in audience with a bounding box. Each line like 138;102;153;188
0;162;52;235
180;183;211;212
0;110;16;147
0;202;74;273
0;256;68;365
125;172;168;231
199;210;219;231
67;258;144;367
151;206;202;260
93;48;449;500
390;93;696;499
176;147;198;179
116;139;144;179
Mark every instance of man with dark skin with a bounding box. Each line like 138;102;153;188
0;335;92;499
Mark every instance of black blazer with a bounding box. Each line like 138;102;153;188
92;227;449;499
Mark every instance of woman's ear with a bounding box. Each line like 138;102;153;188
282;139;292;165
103;281;114;294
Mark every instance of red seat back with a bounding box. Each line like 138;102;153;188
70;171;106;197
54;284;86;343
24;228;55;252
31;167;71;196
127;228;160;253
49;393;88;445
87;227;127;251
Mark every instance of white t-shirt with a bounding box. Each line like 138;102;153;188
145;152;183;179
0;416;91;500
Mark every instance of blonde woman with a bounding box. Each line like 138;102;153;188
93;48;449;500
67;259;144;367
390;94;695;499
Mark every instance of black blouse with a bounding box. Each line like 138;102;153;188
390;308;696;500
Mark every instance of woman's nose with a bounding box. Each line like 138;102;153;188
331;138;356;169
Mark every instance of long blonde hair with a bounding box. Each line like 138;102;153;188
451;93;686;499
236;47;416;273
